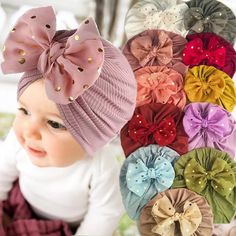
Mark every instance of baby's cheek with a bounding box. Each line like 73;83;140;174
46;141;64;157
47;144;79;166
13;119;25;147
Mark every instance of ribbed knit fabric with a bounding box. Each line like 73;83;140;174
17;35;137;155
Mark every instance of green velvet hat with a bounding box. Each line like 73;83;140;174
172;147;236;223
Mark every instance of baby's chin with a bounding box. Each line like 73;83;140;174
29;154;82;168
27;154;51;168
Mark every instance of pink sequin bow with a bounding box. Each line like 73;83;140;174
1;6;104;104
130;31;173;67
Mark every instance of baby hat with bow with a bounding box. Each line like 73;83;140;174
1;6;137;155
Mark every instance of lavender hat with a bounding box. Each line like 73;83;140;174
183;102;236;158
1;6;137;154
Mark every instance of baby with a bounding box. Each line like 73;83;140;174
0;6;136;235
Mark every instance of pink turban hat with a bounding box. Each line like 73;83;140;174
122;29;188;75
1;6;137;155
135;66;186;109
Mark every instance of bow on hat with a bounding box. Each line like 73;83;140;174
136;67;185;107
128;114;176;146
145;7;183;28
151;195;202;236
126;157;174;197
1;6;104;104
184;7;228;34
184;158;235;197
142;4;187;33
130;31;173;67
183;37;226;67
184;67;225;102
184;105;231;141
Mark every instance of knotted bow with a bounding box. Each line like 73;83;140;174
151;195;202;236
184;104;231;141
128;113;176;146
183;37;226;67
126;157;175;197
184;158;235;197
1;6;104;104
184;67;225;102
184;7;228;34
130;31;173;67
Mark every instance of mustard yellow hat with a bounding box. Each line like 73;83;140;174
184;65;236;112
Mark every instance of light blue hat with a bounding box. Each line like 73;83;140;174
119;144;179;220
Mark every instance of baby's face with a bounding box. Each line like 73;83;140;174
13;79;86;167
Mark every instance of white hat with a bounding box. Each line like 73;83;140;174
125;0;189;39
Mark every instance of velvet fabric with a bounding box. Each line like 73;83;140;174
123;29;188;75
119;144;179;220
135;66;186;109
120;103;188;157
172;147;236;223
183;102;236;158
125;0;189;39
138;188;213;236
184;0;236;44
184;65;236;112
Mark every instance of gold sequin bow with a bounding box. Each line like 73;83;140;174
151;195;202;236
1;6;104;104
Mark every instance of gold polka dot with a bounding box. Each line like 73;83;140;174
55;86;61;92
45;24;51;29
74;35;80;40
85;20;89;24
11;28;16;32
18;58;25;64
83;84;89;89
32;35;35;39
88;57;92;63
77;67;83;72
68;96;74;102
19;49;26;56
98;48;103;52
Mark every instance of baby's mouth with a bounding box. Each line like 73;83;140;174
26;145;47;158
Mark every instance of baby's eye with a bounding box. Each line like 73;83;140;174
18;107;29;115
47;120;67;130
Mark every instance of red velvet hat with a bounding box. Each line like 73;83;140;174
120;103;188;157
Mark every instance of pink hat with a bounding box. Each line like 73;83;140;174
1;6;137;154
135;66;186;109
122;29;188;75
